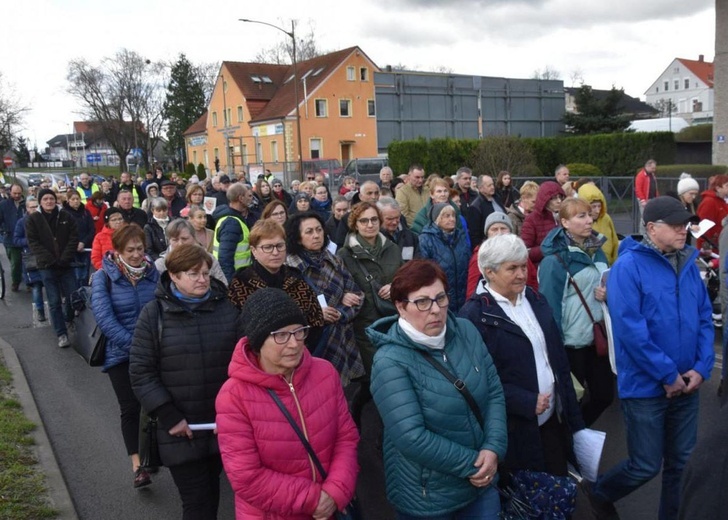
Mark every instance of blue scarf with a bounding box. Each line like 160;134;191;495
170;282;211;305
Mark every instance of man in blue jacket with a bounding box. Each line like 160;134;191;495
586;197;714;520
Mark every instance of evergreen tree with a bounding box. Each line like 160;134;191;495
163;54;206;165
13;136;31;164
563;85;631;135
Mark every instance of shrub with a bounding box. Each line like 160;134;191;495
196;163;206;178
470;136;538;177
675;124;713;142
566;163;603;177
184;162;196;177
656;164;728;178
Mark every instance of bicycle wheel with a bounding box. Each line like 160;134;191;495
0;265;5;299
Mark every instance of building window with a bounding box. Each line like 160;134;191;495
664;81;669;91
214;147;219;159
693;100;703;112
237;106;244;122
655;87;659;93
242;144;248;166
367;99;376;117
674;80;679;90
360;67;368;81
684;78;690;89
315;99;328;117
310;138;322;159
256;142;263;163
673;67;680;74
193;151;197;164
346;66;355;81
212;112;218;127
339;99;352;117
271;141;279;163
226;108;232;127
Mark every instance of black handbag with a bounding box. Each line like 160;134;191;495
267;389;361;520
22;249;38;271
355;258;397;316
70;281;107;367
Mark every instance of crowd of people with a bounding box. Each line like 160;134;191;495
0;160;719;520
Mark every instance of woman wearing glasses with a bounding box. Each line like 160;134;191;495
216;288;359;519
130;243;244;518
228;219;325;351
367;259;507;519
338;202;403;426
261;199;288;227
91;207;127;269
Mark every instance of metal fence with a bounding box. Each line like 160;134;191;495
513;176;709;236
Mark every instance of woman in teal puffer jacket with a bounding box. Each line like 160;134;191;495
367;259;507;519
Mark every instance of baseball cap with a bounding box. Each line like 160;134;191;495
219;175;231;184
643;196;700;226
160;179;176;187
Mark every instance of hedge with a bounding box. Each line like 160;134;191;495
656;164;728;177
388;132;677;178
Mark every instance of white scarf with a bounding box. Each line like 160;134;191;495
398;317;447;350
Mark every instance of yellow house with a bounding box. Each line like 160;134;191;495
185;46;379;180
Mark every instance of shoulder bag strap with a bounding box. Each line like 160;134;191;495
554;254;597;324
417;350;484;427
266;388;328;481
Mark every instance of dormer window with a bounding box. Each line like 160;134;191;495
251;75;262;83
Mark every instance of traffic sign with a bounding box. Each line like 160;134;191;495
86;153;102;163
2;156;12;167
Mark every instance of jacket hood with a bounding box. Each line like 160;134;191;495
577;183;607;218
420;222;464;242
365;311;461;353
534;181;565;215
540;226;607;258
226;336;313;389
343;232;392;254
144;183;159;197
700;189;722;202
155;270;229;310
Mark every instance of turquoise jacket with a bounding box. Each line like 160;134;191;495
538;227;608;348
366;313;507;516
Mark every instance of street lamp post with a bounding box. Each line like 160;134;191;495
239;18;304;179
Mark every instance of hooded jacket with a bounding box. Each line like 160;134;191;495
92;253;159;371
129;274;244;467
85;199;108;235
215;341;359;519
91;225;114;270
696;189;728;249
606;237;714;399
458;287;585;471
366;313;506;517
538;227;609;348
418;223;470;312
577;183;619;264
521;181;565;265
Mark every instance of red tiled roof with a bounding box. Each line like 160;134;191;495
222;46;372;123
184;111;208;136
677;57;714;88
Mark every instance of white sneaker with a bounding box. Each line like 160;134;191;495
58;334;70;348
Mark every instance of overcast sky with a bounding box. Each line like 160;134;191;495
2;0;716;149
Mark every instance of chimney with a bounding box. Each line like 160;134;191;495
699;54;704;62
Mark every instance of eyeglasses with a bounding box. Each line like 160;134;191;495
270;210;286;217
269;326;310;344
357;216;380;226
256;242;286;253
181;271;211;280
403;292;449;311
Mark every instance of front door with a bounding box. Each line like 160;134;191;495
341;143;351;164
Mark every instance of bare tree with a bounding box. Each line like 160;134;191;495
531;66;561;80
650;98;677;117
568;67;585;87
254;20;321;64
0;72;29;155
430;65;454;74
195;61;221;104
67;49;166;172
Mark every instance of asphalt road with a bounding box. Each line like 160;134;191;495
0;251;724;520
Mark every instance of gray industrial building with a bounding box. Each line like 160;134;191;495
374;71;565;154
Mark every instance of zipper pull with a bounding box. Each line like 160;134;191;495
443;352;447;362
474;366;480;373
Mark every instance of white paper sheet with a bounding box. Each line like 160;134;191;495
573;428;607;482
188;423;217;431
317;294;328;309
402;246;414;261
327;241;338;255
689;219;714;239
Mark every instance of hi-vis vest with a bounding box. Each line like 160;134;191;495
76;183;99;204
212;215;251;270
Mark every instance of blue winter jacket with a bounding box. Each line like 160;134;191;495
538;227;608;348
0;197;25;247
13;217;41;285
92;253;159;371
418;223;470;311
366;313;507;517
607;237;714;399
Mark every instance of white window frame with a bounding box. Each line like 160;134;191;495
360;67;369;81
212;112;218;127
310;138;322;159
367;99;376;117
315;99;328;118
346;66;355;81
271;141;279;163
237;106;244;122
339;99;352;118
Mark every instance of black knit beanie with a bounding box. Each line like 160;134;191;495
38;188;57;202
240;288;307;353
104;207;123;223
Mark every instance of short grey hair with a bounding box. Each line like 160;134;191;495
477;234;528;274
227;182;248;203
455;167;472;179
477;174;493;188
149;197;168;211
165;218;195;239
377;196;401;211
380;166;393;176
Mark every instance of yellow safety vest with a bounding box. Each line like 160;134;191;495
212;215;251;270
76;183;99;204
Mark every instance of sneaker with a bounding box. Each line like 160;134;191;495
34;308;46;322
581;481;620;520
133;468;152;488
57;334;70;348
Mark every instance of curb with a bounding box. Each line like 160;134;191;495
0;336;78;520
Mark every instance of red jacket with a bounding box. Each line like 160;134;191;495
635;168;658;202
697;189;728;250
91;226;114;269
85;200;108;235
521;182;565;265
216;338;359;519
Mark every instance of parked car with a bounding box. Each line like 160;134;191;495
27;173;44;187
343;157;389;184
302;159;344;182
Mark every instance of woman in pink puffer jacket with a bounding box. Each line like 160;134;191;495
216;288;359;519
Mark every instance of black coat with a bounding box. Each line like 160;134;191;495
458;287;585;472
63;203;95;249
129;275;244;467
464;194;497;247
143;219;168;260
119;207;148;229
25;208;79;269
